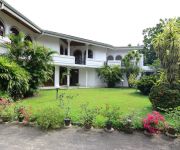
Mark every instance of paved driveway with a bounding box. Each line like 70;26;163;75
0;124;179;150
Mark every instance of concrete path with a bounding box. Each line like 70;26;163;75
0;124;179;150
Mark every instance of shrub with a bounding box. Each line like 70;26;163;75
0;107;14;122
97;65;123;87
103;104;121;128
143;111;165;133
80;103;100;128
137;75;156;95
36;107;64;130
149;83;180;110
0;56;30;99
165;107;180;133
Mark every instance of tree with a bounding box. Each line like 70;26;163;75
152;18;180;85
141;19;166;65
122;50;141;88
0;56;30;99
97;65;123;88
4;32;55;96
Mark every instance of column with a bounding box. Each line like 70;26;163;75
5;24;10;36
54;66;60;87
85;68;88;88
67;68;70;87
86;44;89;59
67;40;71;56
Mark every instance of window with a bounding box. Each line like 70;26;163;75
25;35;32;42
88;49;93;58
60;46;64;55
107;55;114;61
0;21;5;36
115;55;122;60
10;27;19;35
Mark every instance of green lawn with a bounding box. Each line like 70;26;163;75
19;88;152;122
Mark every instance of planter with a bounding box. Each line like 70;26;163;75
1;116;10;122
84;123;92;130
64;118;71;127
144;130;154;136
18;116;24;122
165;127;178;138
123;127;134;134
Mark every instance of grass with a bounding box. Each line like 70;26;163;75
18;88;152;122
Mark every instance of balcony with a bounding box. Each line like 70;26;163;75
107;60;121;66
86;58;104;68
52;54;75;66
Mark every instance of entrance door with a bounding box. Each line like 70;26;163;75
70;69;79;86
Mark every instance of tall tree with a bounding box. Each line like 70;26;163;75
152;18;180;85
141;19;166;65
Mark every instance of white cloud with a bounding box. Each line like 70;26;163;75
4;0;180;46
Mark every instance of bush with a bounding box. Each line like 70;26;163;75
0;56;30;99
36;107;64;130
165;107;180;133
143;111;165;133
97;65;123;87
149;83;180;110
137;75;156;95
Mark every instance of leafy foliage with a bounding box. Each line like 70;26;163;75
137;75;157;95
36;107;64;130
149;83;180;110
141;19;166;65
122;50;141;87
152;18;180;85
4;32;55;96
0;56;30;99
97;65;123;87
165;107;180;133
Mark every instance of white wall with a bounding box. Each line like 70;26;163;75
79;68;106;87
37;35;60;53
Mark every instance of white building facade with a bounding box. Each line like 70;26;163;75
0;0;151;88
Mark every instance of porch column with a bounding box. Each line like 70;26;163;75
67;40;71;56
85;68;88;88
86;44;89;59
67;68;70;87
54;66;60;87
5;24;10;36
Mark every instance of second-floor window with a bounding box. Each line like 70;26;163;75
115;55;122;60
0;21;5;37
25;35;32;42
88;49;93;58
107;55;114;61
10;27;19;36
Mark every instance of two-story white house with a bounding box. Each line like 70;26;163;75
0;0;150;88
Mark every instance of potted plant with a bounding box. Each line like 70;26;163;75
64;106;71;127
103;105;120;132
165;126;178;138
122;118;134;134
80;103;99;130
14;105;30;124
59;93;73;127
143;111;165;136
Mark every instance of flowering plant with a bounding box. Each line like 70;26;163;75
14;105;31;124
143;111;165;133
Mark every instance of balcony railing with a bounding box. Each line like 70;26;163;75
52;54;75;66
86;58;104;68
107;60;121;66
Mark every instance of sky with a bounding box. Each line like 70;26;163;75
5;0;180;46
